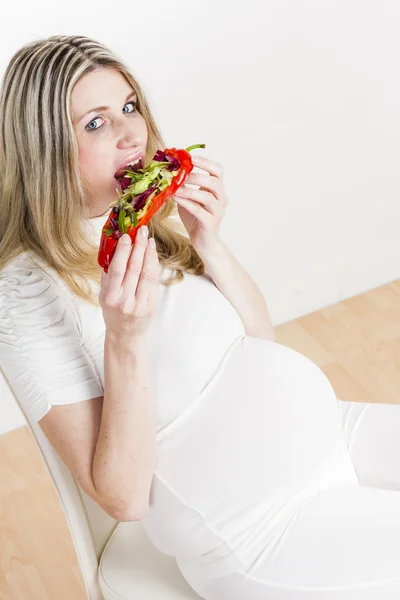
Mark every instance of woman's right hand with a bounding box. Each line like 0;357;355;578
99;225;160;339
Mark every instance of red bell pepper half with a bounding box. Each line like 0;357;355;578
98;143;206;273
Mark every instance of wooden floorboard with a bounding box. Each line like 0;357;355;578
0;427;87;599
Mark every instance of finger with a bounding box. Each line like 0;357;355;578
120;226;149;297
102;233;135;298
184;173;220;196
134;237;160;312
174;187;222;217
173;194;219;225
184;173;228;209
191;156;224;179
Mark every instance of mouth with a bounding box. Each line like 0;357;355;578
114;156;144;181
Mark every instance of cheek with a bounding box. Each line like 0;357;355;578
78;146;106;182
137;114;148;143
78;146;92;174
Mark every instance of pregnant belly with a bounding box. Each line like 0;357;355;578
143;336;357;576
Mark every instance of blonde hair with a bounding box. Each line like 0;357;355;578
0;35;205;306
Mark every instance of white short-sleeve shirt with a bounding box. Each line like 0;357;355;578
0;213;246;428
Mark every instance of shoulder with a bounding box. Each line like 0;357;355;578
0;251;81;336
0;253;103;423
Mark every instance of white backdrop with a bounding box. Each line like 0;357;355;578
1;0;400;433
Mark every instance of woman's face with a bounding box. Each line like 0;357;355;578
71;67;148;218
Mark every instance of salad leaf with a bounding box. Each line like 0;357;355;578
118;209;127;234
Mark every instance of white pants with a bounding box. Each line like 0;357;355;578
143;337;400;599
189;399;400;599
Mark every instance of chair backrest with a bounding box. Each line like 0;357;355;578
0;367;118;600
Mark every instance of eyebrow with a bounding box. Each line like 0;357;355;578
74;90;137;125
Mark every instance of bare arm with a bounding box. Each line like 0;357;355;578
92;330;156;521
200;239;275;341
39;229;159;522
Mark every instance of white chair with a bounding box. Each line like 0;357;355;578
0;367;201;600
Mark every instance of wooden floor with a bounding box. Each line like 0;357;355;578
277;279;400;405
0;427;87;600
0;279;399;599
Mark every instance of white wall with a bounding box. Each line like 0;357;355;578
1;0;399;433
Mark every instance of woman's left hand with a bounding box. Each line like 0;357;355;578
173;155;228;255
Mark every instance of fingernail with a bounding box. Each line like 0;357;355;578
121;234;130;244
140;225;148;239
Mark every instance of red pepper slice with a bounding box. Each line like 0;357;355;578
98;143;206;273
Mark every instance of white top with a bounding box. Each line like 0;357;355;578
0;213;360;588
0;213;246;429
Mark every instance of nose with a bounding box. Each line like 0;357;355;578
115;118;143;150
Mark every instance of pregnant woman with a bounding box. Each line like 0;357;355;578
1;35;400;600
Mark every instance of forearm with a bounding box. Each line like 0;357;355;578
92;331;156;519
200;240;275;341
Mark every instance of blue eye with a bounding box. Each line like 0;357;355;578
123;101;137;114
85;101;138;132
